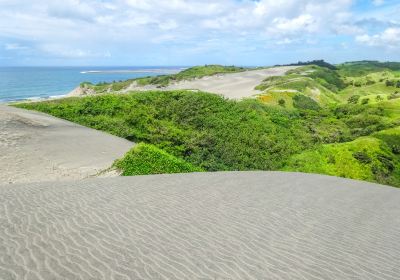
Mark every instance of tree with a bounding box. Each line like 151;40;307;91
278;99;286;107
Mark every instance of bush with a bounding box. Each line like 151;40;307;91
348;95;360;104
278;99;286;107
114;143;203;175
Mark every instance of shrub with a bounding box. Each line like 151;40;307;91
348;95;360;104
114;143;203;175
361;98;369;105
278;99;286;107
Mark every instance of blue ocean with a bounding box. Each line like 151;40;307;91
0;66;183;102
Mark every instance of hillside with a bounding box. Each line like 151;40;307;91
16;71;400;186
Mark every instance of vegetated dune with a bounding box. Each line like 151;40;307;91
1;171;399;279
0;105;133;184
125;66;297;99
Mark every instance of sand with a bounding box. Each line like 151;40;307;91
1;171;399;279
125;66;297;99
0;105;133;184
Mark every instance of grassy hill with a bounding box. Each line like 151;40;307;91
14;60;400;187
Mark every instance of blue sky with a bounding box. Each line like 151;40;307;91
1;0;400;66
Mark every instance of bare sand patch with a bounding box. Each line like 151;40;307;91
0;105;133;184
124;66;298;99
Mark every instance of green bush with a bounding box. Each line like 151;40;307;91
114;143;203;175
348;95;360;104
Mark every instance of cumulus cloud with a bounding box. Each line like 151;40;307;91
356;28;400;49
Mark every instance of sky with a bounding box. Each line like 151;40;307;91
0;0;400;66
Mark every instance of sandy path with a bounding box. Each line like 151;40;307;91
0;105;133;184
126;66;297;99
1;171;399;279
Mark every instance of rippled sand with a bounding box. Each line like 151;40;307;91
1;172;399;279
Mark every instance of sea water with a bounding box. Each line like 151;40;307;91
0;66;183;102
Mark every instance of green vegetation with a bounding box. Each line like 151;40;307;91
16;91;314;171
114;143;202;175
15;60;400;187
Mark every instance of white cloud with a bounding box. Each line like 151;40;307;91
356;28;400;49
272;14;316;34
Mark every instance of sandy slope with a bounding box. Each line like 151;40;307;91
0;105;133;184
1;171;399;280
125;66;297;99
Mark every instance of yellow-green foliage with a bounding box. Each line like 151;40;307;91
114;143;203;175
284;133;400;187
256;65;342;106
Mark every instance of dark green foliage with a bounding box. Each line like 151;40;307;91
353;151;372;164
348;95;360;104
292;95;320;110
114;143;203;175
361;98;369;105
278;99;286;107
278;60;337;70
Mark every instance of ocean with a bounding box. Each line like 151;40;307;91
0;66;183;102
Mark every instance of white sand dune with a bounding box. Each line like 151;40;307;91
0;105;133;184
126;66;297;99
1;171;399;279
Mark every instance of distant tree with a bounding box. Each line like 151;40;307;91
348;95;360;104
376;95;383;101
278;99;286;107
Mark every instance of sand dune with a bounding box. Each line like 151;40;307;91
0;105;133;184
1;171;399;279
126;66;297;99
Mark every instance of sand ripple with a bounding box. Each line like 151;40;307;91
1;172;399;279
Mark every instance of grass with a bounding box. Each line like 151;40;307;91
114;143;203;175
